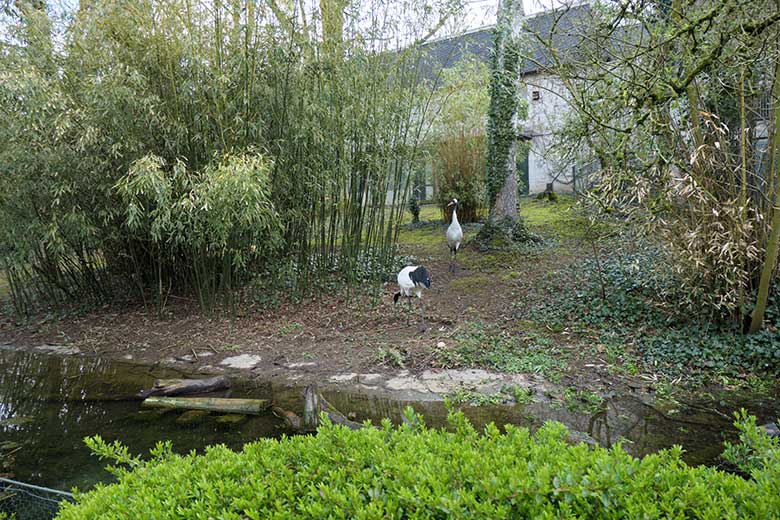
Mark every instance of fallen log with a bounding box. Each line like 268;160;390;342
142;396;270;415
138;376;231;399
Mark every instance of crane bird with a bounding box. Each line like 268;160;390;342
446;198;463;272
393;265;431;326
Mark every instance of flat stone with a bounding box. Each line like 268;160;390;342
34;344;79;355
176;410;209;425
451;369;494;384
424;380;457;394
220;354;262;369
287;362;318;369
215;414;247;426
761;422;780;437
436;341;447;348
358;373;384;385
328;373;358;383
122;354;133;360
420;370;448;381
384;376;429;393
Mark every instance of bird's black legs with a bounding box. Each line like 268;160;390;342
419;300;426;332
449;249;458;273
406;295;412;325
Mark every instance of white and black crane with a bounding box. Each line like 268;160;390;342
393;265;431;325
446;198;463;272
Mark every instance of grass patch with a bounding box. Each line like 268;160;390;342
435;321;568;377
376;346;408;368
278;322;303;336
446;388;507;407
400;203;440;224
446;385;535;407
519;196;590;239
560;387;605;414
449;275;494;291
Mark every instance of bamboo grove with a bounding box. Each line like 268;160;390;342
0;0;461;314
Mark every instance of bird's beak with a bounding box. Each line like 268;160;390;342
447;201;454;207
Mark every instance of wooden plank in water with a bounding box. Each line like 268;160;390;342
142;396;270;415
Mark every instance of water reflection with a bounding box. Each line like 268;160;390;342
0;348;283;491
1;346;777;493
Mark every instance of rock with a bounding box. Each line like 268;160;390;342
358;373;383;385
384;375;429;393
287;362;318;369
215;414;247;426
565;430;599;447
220;354;262;369
34;344;80;355
328;373;358;383
436;341;446;348
761;422;780;437
176;410;210;425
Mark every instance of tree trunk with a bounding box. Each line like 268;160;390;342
486;0;527;223
492;138;519;219
749;58;780;333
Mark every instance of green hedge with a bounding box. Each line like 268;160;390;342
57;411;780;519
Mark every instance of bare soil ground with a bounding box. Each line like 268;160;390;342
0;198;641;396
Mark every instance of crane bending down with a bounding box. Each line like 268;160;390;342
393;265;431;325
446;198;463;272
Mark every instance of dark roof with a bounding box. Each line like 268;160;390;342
417;4;594;82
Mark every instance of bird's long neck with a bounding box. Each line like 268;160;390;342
451;206;460;226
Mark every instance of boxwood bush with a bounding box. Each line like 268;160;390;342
57;411;780;519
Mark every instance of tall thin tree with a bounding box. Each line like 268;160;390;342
485;0;527;223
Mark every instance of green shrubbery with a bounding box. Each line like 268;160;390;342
535;236;780;377
57;412;780;519
1;0;456;315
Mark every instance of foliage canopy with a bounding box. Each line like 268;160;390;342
57;412;780;519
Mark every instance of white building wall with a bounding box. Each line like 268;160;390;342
522;73;575;194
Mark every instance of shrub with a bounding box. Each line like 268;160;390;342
434;133;487;223
407;196;420;224
58;412;780;519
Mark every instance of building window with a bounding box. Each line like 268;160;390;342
531;90;541;101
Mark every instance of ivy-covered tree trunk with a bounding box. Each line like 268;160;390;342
485;0;527;223
476;0;538;249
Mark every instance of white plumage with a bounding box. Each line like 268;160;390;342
446;198;463;272
397;266;424;298
393;265;431;325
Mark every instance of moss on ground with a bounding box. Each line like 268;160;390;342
519;196;591;239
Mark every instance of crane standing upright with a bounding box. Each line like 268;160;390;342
446;198;463;273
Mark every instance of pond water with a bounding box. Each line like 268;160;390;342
1;346;778;515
